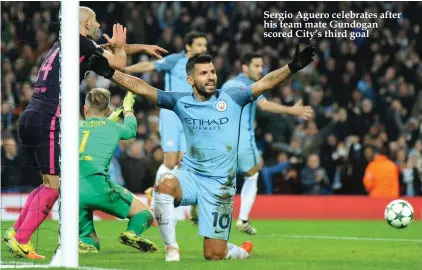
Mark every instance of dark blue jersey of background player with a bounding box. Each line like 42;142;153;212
27;41;60;116
80;34;104;83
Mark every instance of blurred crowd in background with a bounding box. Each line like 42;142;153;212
2;2;422;196
1;2;59;192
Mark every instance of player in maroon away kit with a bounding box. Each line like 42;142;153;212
4;7;167;260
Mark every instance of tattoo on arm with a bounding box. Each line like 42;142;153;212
252;66;291;97
111;71;160;105
113;72;140;89
127;77;140;88
262;67;290;83
113;72;125;84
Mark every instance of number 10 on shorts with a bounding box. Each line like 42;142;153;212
212;212;231;230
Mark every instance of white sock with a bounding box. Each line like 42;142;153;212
239;173;258;221
152;164;172;210
225;243;249;260
153;192;178;247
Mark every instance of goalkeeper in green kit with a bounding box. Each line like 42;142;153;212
79;88;158;254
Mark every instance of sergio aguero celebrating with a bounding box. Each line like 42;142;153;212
124;32;207;217
88;45;317;261
124;31;207;182
221;53;314;234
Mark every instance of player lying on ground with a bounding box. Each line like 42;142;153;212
80;6;168;83
78;88;158;254
125;31;207;201
190;52;314;233
88;45;317;261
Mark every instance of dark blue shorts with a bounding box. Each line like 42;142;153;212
18;108;60;175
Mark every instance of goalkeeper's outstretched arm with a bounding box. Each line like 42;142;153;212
112;92;138;140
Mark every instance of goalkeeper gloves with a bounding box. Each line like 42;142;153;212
108;106;123;123
122;91;136;114
89;53;115;79
288;45;318;74
107;92;136;122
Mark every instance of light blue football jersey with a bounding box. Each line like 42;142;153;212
221;73;265;150
152;51;191;92
156;86;254;178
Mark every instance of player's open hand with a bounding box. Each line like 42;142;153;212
291;100;314;120
122;91;136;114
89;53;115;79
288;45;318;73
103;23;127;49
139;45;169;59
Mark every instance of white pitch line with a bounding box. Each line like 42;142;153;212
289;235;422;242
0;261;122;270
24;233;422;243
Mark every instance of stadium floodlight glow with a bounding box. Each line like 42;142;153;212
50;0;79;267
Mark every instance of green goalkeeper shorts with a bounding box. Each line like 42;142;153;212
79;174;133;237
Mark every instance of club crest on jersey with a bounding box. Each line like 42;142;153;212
216;101;227;112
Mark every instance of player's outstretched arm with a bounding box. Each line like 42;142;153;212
102;47;126;71
251;45;318;98
89;54;159;104
124;62;156;74
112;71;158;104
124;52;181;74
102;44;168;58
257;99;314;120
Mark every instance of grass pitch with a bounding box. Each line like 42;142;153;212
1;220;421;270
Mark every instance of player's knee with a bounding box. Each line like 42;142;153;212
42;174;60;190
154;174;178;196
128;195;151;218
203;249;226;260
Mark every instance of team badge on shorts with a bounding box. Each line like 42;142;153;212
166;140;174;147
216;101;227;112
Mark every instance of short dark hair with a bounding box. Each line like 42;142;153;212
186;54;213;75
184;31;207;47
241;52;262;66
374;145;388;156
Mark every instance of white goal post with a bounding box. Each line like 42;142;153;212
51;0;80;267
